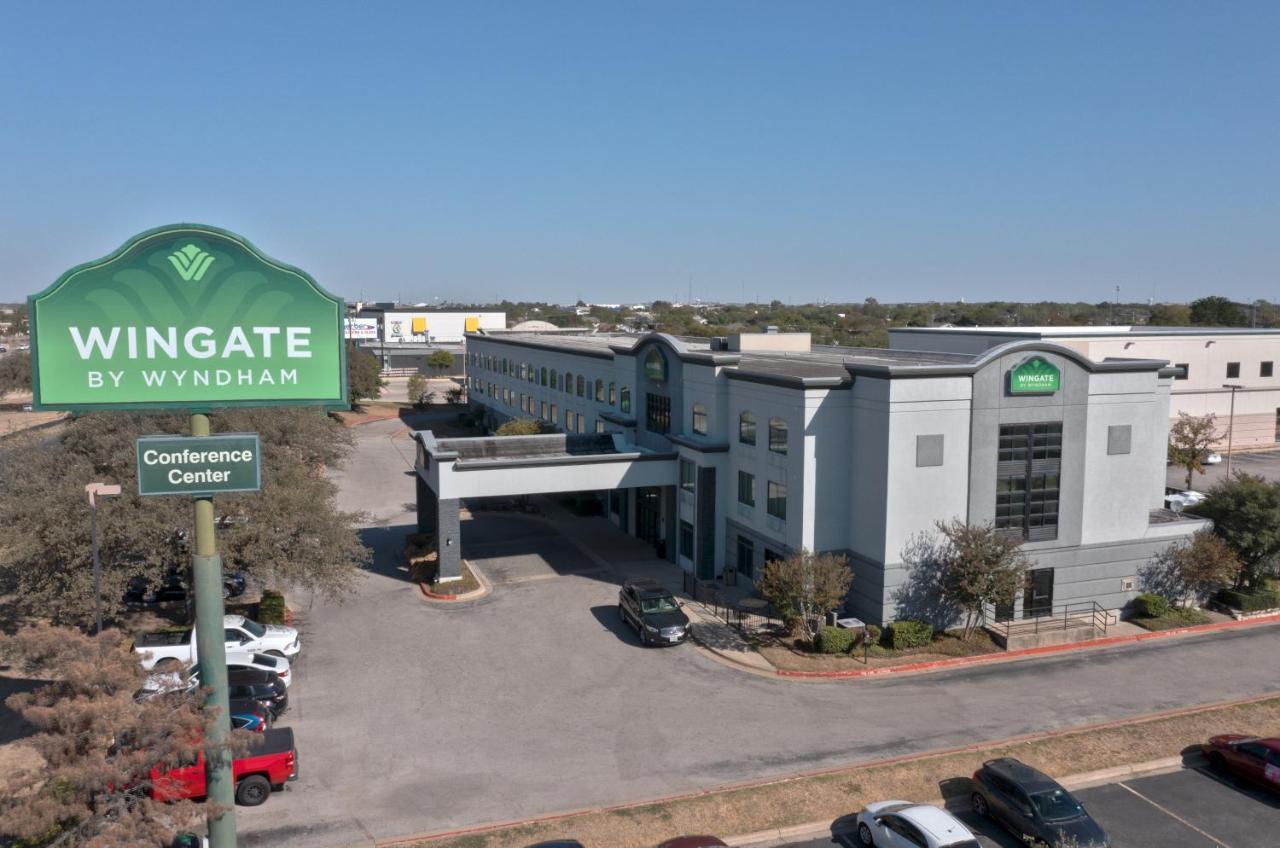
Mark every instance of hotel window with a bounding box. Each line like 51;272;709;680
620;386;631;414
540;367;548;386
550;369;558;391
576;375;585;397
519;363;526;381
737;470;755;506
996;422;1062;541
550;403;558;422
1227;362;1240;379
739;411;757;445
565;409;573;431
608;382;616;405
502;358;508;375
541;401;548;420
736;536;755;579
768;418;788;454
564;372;573;394
680;459;696;492
691;403;707;435
1263;362;1274;378
679;520;694;561
766;481;787;520
595;378;604;402
595;420;605;434
646;393;671;433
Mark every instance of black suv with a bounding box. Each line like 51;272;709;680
188;667;289;719
971;758;1109;848
618;579;690;646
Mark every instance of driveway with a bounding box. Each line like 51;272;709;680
1167;448;1280;492
238;418;1280;847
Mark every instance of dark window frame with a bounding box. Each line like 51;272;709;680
1262;361;1274;378
691;403;707;435
679;458;696;492
995;422;1062;542
739;411;757;445
766;480;787;520
768;418;788;454
646;392;671;433
1227;362;1241;379
737;470;754;506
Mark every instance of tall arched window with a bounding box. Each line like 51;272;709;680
540;367;548;386
739;411;756;445
691;403;707;435
644;347;667;382
608;382;616;405
620;386;631;414
564;372;573;394
595;378;604;402
576;374;585;397
550;369;559;391
768;417;788;454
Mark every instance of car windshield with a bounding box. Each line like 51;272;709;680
943;841;981;848
240;618;266;638
1031;788;1083;822
640;595;679;614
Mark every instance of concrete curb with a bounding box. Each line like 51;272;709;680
417;558;491;603
764;611;1280;681
371;692;1276;847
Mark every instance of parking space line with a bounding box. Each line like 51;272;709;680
1116;781;1230;847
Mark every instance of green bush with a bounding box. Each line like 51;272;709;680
1133;593;1169;618
814;625;856;654
864;624;882;647
1216;587;1280;612
885;619;933;650
257;589;287;624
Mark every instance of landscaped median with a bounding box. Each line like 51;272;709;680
406;533;487;601
378;694;1280;848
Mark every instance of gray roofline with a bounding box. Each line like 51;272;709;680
845;339;1169;379
452;451;677;471
465;331;615;360
667;433;730;453
725;369;851;390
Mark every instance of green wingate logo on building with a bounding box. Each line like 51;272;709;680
168;244;216;281
1010;356;1061;394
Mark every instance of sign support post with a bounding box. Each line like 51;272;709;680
190;412;236;847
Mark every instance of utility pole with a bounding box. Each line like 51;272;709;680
85;482;121;636
191;412;236;847
1222;383;1242;480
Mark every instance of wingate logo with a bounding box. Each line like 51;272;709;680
1010;356;1061;394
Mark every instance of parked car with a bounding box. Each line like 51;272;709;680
1201;735;1280;793
855;801;979;847
226;652;292;688
618;578;691;646
151;727;296;806
1203;451;1223;465
137;667;289;718
133;614;300;670
122;569;247;605
1164;488;1207;511
229;697;274;732
657;838;729;848
971;757;1109;848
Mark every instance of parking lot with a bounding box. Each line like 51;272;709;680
784;765;1280;847
234;418;1280;848
1167;449;1280;492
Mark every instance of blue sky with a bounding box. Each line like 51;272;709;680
1;2;1276;305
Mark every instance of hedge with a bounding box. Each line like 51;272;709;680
815;625;856;654
1133;593;1169;618
1216;588;1280;613
885;619;933;650
257;589;288;624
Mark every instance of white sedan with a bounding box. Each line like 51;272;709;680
856;801;980;848
1203;451;1223;465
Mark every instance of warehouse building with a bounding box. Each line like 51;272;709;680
891;326;1280;450
414;330;1207;626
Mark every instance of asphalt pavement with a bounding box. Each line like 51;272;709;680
236;417;1280;848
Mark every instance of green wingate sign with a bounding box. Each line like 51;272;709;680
29;224;348;410
1009;355;1061;394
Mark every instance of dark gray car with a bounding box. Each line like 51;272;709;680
618;579;690;646
971;758;1109;848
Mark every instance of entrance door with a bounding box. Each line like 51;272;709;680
1023;568;1054;618
636;487;662;549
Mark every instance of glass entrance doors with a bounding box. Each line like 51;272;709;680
636;487;662;553
1023;567;1054;618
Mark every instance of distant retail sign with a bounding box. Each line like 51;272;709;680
137;434;261;496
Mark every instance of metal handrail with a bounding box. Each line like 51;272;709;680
982;600;1109;641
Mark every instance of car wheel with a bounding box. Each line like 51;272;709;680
971;791;989;817
154;658;183;672
857;821;875;846
235;774;272;806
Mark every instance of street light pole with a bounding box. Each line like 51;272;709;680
1222;383;1243;479
85;482;122;636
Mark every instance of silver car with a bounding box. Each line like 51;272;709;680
856;801;980;848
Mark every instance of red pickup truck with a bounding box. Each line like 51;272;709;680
152;728;297;806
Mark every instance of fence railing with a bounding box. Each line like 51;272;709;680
982;600;1109;644
682;575;780;636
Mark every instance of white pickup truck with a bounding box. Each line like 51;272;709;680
133;614;301;671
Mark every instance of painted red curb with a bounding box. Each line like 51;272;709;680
374;691;1280;847
418;582;458;601
283;608;294;625
776;612;1280;679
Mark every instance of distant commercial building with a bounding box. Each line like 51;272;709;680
348;309;505;344
891;326;1280;450
420;329;1205;626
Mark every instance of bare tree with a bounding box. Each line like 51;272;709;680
934;519;1029;637
1142;529;1243;606
1168;412;1220;491
0;625;240;847
756;549;853;642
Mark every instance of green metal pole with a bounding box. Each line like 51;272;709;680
191;412;237;847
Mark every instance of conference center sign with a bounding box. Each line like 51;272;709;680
28;224;348;410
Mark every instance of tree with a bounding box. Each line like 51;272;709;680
0;624;234;847
1141;530;1242;605
1147;303;1191;326
1189;296;1246;327
346;343;384;404
426;350;455;374
495;418;542;436
0;409;370;627
0;350;31;397
1189;474;1280;589
933;520;1029;638
406;373;428;407
756;549;853;642
1167;412;1220;490
445;385;465;405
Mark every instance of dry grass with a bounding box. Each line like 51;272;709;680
397;695;1280;848
758;629;1001;672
